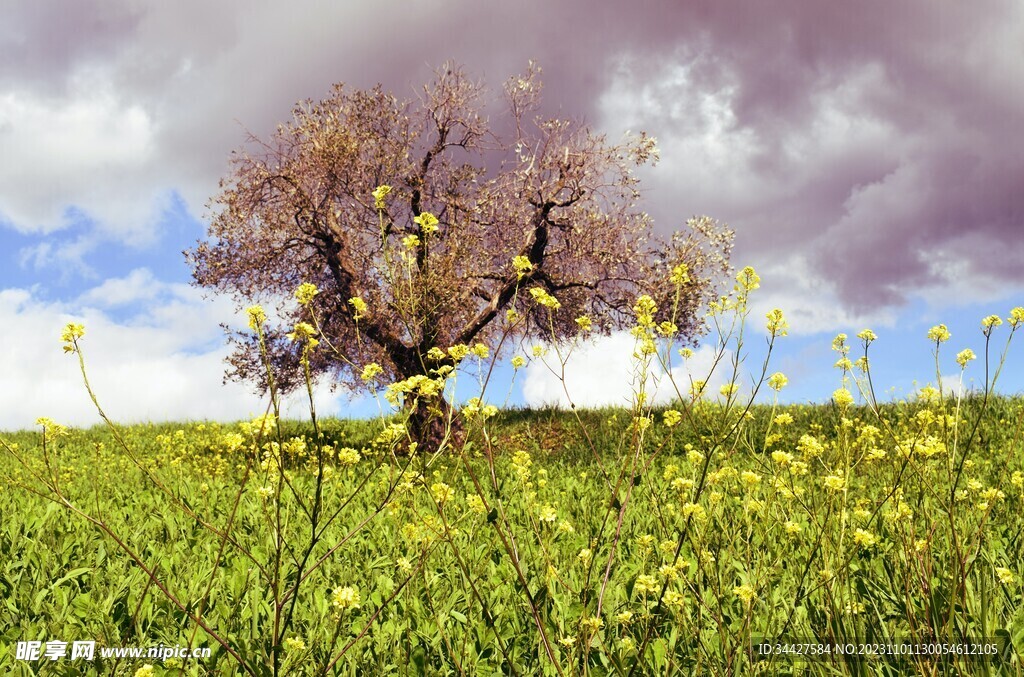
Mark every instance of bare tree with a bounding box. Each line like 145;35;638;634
187;62;733;448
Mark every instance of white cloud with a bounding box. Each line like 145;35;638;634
0;271;357;431
746;259;898;337
0;75;166;241
521;332;738;409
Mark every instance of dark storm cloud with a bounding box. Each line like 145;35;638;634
2;0;1022;314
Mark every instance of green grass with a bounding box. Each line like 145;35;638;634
3;396;1024;675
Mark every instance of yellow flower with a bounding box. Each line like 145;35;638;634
681;503;706;520
857;328;877;343
360;363;383;382
60;322;86;352
767;372;788;391
402;234;421;249
284;637;307;651
134;666;155;677
669;263;690;285
853;528;878;549
1009;307;1024;328
823;474;846;492
413;211;439;234
927;324;951;342
956;348;976;368
736;266;760;292
771;450;793;466
372;184;392;210
512;255;534;279
663;409;682;427
831;333;848;353
35;417;69;438
784;521;802;535
337;447;361;465
529;287;561;309
766;308;788;337
832;387;854;408
733;584;756;605
448;344;471;361
331;585;361;610
575;315;593;332
634;574;659;596
294;282;319;306
538;505;557;522
246;306;266;332
996;567;1016;585
657;321;677;336
720;383;739;398
466;494;486;514
286;322;318;344
773;413;794;426
511;355;526;369
981;314;1003;331
348;296;368;320
431;482;454;505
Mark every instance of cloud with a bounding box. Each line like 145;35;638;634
0;271;357;430
521;332;738;409
0;77;165;240
1;0;1022;337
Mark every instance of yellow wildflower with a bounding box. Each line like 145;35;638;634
284;637;306;651
294;282;319;306
348;296;368;320
246;306;266;332
833;387;854;408
360;363;383;382
331;585;361;610
529;287;561;310
736;266;760;292
766;308;788;337
767;372;788;391
733;584;756;605
853;529;878;549
372;184;392;210
512;255;534;279
669;263;690;285
413;211;439;234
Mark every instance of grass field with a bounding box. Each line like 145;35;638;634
3;393;1024;675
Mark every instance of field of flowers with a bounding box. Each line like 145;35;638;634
3;271;1024;675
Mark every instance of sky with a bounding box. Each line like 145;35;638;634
1;0;1022;430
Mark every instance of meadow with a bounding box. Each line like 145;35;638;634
3;273;1024;676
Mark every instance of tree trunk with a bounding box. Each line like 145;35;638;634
404;396;465;454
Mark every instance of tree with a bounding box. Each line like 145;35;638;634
188;62;733;449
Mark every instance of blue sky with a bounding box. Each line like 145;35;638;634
1;1;1022;430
